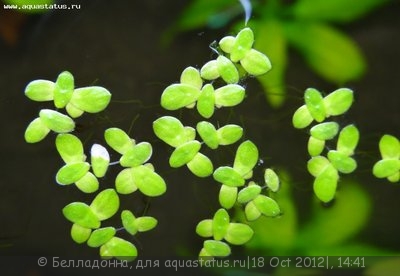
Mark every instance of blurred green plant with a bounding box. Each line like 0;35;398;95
167;0;391;107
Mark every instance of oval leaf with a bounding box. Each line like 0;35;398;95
56;162;90;185
212;208;230;241
379;134;400;160
214;84;245;107
217;124;243;146
225;223;254;245
308;136;325;157
104;128;133;155
121;210;137;235
62;202;100;229
233;140;259;177
196;219;213;238
264;168;280;192
134;217;158;232
323;88;354;116
240;49;272;76
70;86;111;113
24;117;50;143
313;165;339;203
337;124;359;156
75;172;99;193
161;83;200;110
213;166;245;187
131;165;166;197
253;195;281;217
90;189;119;221
153;116;187;148
54;71;74;108
230;27;254;62
373;159;400;179
100;237;137;260
200;60;220;80
292;105;313;129
196;121;218;149
39;109;75;133
25;79;54;102
71;223;92;244
203;240;231;257
310;122;339;140
180;66;202;89
237;184;262;204
304;88;326;122
197;84;215;119
115;168;137;194
307;156;331;177
245;201;262;221
91;144;110;178
187;152;214;177
328;150;357;174
56;133;84;163
87;227;116;248
120;142;152;167
218;185;238;209
169;140;201;168
217;55;239;84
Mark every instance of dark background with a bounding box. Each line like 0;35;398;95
0;0;399;263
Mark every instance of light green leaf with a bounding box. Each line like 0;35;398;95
308;136;325;157
292;105;313;129
54;71;74;108
56;133;84;163
214;84;245;107
87;227;116;248
388;172;400;183
253;195;281;217
304;88;326;122
131;165;166;196
121;210;137;235
180;66;202;90
373;159;400;179
196;219;213;238
213;166;245;187
313;165;339;203
161;83;200;110
100;237;137;260
65;102;84;118
153;116;188;148
169;140;201;168
90;144;110;178
245;201;262;221
200;60;220;80
307;156;331;177
115;168;137;195
104;128;134;155
24;79;54;102
39;109;75;133
237;184;261;204
218;185;238;209
134;217;158;232
24;117;50;143
56;162;90;185
71;223;91;244
184;126;196;142
264;168;280;192
212;208;230;241
233;140;259;177
230;27;254;62
328;150;357;174
90;189;119;221
323;88;354;117
379;134;400;159
75;172;99;193
285;22;366;84
240;49;272;76
219;36;235;54
197;84;215;118
224;223;254;245
217;55;239;84
120;142;152;167
62;202;100;229
187;152;213;177
217;124;243;146
70;86;111;113
310;122;339;140
203;240;231;257
337;124;359;156
196;121;218;149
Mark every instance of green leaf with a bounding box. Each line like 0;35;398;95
131;165;166;196
218;185;238;209
244;201;262;221
373;159;400;179
161;83;200;110
180;66;202;90
169;140;201;168
217;55;239;84
224;223;254;245
217;124;243;146
307;156;331;177
313;164;339;203
56;162;90;185
387;172;400;183
237;184;261;204
90;144;110;178
337;124;359;156
196;121;218;149
65;102;84;118
187;152;214;177
230;27;254;62
71;223;91;244
39;109;75;133
24;117;50;143
264;168;280;192
196;219;213;238
121;210;137;235
203;240;231;257
153;116;188;148
285;22;366;84
212;208;230;241
219;36;235;54
233;140;259;177
197;84;215;118
75;172;99;193
120;142;152;167
291;0;390;23
253;195;281;217
70;86;111;113
292;105;313;129
54;71;74;108
62;202;100;229
87;227;116;248
134;217;158;232
104;128;133;155
115;168;137;194
200;60;220;80
240;49;272;76
304;88;326;122
379;134;400;159
24;80;54;102
328;150;357;174
213;166;245;187
308;136;325;157
184;126;196;142
90;189;119;221
56;134;85;163
100;237;137;260
310;122;339;140
214;84;245;107
323;88;354;117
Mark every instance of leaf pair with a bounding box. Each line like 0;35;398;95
196;121;243;149
373;135;400;183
